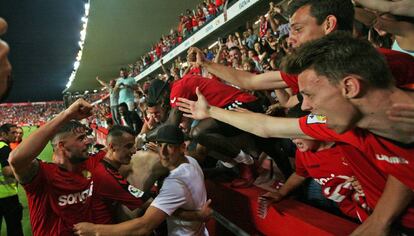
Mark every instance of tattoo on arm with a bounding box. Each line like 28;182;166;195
18;160;40;184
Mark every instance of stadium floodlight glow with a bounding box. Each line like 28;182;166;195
74;61;80;70
93;89;98;93
85;3;90;15
208;41;218;49
80;30;86;41
66;0;90;90
76;50;83;61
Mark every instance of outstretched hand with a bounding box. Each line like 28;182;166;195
257;191;284;218
177;87;211;120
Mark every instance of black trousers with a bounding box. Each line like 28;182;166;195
0;195;23;236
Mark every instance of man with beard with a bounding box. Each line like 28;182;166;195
8;99;98;236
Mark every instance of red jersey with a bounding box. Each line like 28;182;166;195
170;74;256;108
280;71;300;95
279;48;414;95
90;159;150;224
208;3;217;15
295;146;369;220
299;116;414;227
24;153;105;236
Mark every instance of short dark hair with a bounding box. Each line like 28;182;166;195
107;125;136;140
281;31;393;89
118;102;128;109
0;123;16;134
287;0;354;32
51;120;87;150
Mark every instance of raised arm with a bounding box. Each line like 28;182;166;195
165;107;183;127
355;0;414;17
96;76;109;89
160;59;169;77
188;47;288;90
8;99;92;183
177;87;310;139
0;18;12;99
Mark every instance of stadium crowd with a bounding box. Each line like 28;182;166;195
0;102;64;126
133;0;234;74
1;0;414;235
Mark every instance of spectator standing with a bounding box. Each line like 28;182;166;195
118;103;143;133
0;124;23;236
116;68;136;111
96;77;121;125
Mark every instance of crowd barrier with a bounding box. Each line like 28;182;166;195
91;124;359;235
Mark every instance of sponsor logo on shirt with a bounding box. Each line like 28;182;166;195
376;154;409;164
58;181;93;206
82;170;92;179
306;114;327;124
171;97;177;104
314;173;336;186
128;185;144;198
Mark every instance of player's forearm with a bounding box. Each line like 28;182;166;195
9;110;70;168
368;175;413;227
208;106;306;139
203;60;255;88
274;89;291;107
94;219;151;236
278;173;305;197
173;209;203;221
209;106;269;137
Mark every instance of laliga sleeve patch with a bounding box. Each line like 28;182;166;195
306;114;327;124
128;185;144;198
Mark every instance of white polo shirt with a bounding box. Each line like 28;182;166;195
151;156;209;236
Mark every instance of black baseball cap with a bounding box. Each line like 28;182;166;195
155;124;184;145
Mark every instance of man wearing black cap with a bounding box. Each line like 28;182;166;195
74;124;209;236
